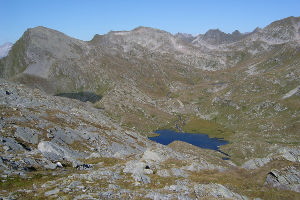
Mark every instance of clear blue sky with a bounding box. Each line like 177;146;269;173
0;0;299;44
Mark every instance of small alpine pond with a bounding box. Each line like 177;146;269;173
149;129;230;159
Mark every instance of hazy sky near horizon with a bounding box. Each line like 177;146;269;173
0;0;299;44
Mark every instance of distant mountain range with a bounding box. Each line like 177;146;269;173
0;42;12;58
176;28;252;46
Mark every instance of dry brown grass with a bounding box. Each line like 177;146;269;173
190;160;300;200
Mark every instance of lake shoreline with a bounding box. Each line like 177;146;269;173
149;129;230;159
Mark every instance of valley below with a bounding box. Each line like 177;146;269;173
0;16;300;199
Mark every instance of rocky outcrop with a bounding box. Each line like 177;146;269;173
278;147;300;162
242;147;300;170
242;157;273;170
265;166;300;193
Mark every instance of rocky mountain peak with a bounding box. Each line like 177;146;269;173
91;25;185;55
204;28;223;35
192;28;246;46
232;30;242;36
268;16;300;28
132;26;163;33
252;27;262;33
200;29;225;42
254;16;300;43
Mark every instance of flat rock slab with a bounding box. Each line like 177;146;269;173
44;188;60;196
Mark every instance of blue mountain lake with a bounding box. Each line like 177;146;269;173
149;129;230;159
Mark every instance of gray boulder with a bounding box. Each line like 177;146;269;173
38;141;84;162
15;126;39;144
265;166;300;192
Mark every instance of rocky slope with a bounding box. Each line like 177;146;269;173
0;42;12;59
0;16;299;155
0;79;299;199
0;16;300;199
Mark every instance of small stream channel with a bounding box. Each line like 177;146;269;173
149;129;230;160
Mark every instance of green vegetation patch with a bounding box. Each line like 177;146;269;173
182;116;234;140
0;172;59;193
